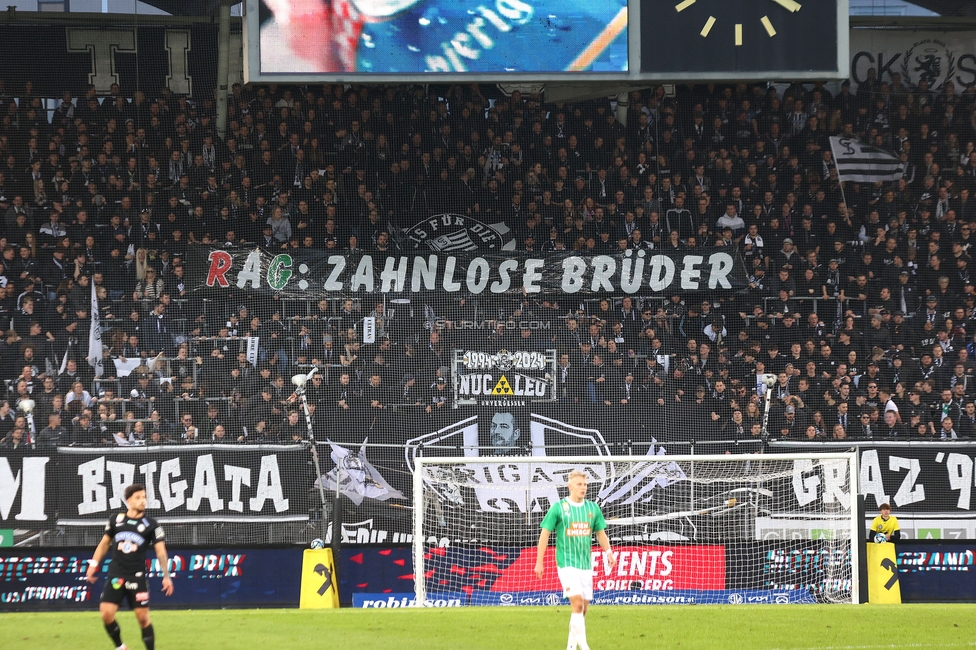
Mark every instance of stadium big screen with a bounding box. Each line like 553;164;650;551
245;0;848;83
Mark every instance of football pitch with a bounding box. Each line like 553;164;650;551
1;604;974;650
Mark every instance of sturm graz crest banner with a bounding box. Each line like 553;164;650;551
185;243;750;299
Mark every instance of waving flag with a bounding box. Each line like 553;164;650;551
316;440;404;506
829;136;906;183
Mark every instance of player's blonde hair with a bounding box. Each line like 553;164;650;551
567;469;588;483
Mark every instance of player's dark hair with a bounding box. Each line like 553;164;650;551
124;484;146;500
879;503;891;511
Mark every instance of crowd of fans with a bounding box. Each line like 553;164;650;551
1;72;976;451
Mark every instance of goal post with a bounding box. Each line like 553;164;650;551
413;453;859;606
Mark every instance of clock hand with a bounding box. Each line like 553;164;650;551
772;0;802;12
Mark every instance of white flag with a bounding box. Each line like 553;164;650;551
829;136;906;183
87;281;103;377
58;345;70;375
315;440;404;506
245;336;260;367
362;316;376;344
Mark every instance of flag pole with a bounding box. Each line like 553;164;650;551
291;367;328;514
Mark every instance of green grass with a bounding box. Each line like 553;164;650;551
1;605;974;650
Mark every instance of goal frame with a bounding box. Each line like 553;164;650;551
412;453;860;605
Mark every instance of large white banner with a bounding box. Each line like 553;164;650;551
850;29;976;91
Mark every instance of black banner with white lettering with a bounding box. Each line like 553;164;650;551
185;244;750;299
770;441;976;539
0;452;55;527
0;24;224;97
771;441;976;516
55;445;312;525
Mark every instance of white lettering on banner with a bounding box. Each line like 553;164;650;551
523;259;543;293
442;256;462;291
792;459;820;507
380;257;407;292
890;456;925;507
466;257;491;294
490;259;518;293
0;457;49;521
78;457;107;515
620;251;643;293
708;253;735;289
159;458;188;511
790;459;851;508
236;250;263;289
822;460;851;509
139;462;162;509
225;252;742;296
249;455;289;512
351;256;375;292
324;255;346;291
224;465;251;513
648;255;676;291
187;455;224;512
65;29;137;94
590;256;616;292
859;450;890;509
70;454;288;515
941;453;974;510
680;255;704;290
561;257;586;293
163;29;192;96
106;461;135;510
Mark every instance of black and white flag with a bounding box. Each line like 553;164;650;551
86;282;103;377
829;136;906;183
316;441;405;506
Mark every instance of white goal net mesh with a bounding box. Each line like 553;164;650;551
414;454;857;606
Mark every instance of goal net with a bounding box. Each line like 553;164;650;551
413;453;858;606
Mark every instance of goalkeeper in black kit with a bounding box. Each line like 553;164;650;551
86;484;174;650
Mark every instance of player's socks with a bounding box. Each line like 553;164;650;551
141;623;155;650
570;613;588;650
566;616;578;650
104;620;124;647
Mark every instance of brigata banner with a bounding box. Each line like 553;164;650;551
55;445;312;525
184;244;749;299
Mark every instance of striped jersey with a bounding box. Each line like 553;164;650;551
540;498;606;570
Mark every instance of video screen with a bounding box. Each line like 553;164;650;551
258;0;629;75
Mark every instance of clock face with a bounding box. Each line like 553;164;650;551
640;0;840;76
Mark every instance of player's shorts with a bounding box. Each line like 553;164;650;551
100;574;150;609
557;566;594;602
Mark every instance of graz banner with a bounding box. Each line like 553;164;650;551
185;244;750;299
55;445;313;525
770;441;976;541
850;29;976;91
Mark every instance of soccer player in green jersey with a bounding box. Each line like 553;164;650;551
535;469;615;650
